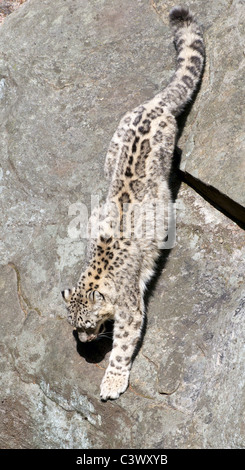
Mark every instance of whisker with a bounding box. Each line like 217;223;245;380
98;332;113;340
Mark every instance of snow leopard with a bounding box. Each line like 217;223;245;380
62;5;205;400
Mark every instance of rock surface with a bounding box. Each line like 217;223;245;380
0;0;244;449
0;0;27;25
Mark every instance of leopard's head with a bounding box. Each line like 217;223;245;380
61;287;114;342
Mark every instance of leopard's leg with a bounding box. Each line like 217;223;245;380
100;307;143;400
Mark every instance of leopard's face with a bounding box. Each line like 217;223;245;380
61;287;113;342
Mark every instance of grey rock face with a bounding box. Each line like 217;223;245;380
0;0;244;449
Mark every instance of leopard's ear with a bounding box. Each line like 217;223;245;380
94;290;105;302
87;290;105;303
61;287;76;303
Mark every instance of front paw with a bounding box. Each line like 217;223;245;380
100;369;129;401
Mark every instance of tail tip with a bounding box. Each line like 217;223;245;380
169;5;194;26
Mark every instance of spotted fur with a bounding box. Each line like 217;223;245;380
62;6;205;400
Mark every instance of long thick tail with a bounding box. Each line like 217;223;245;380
160;6;205;117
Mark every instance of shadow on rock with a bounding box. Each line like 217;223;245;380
73;320;114;364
